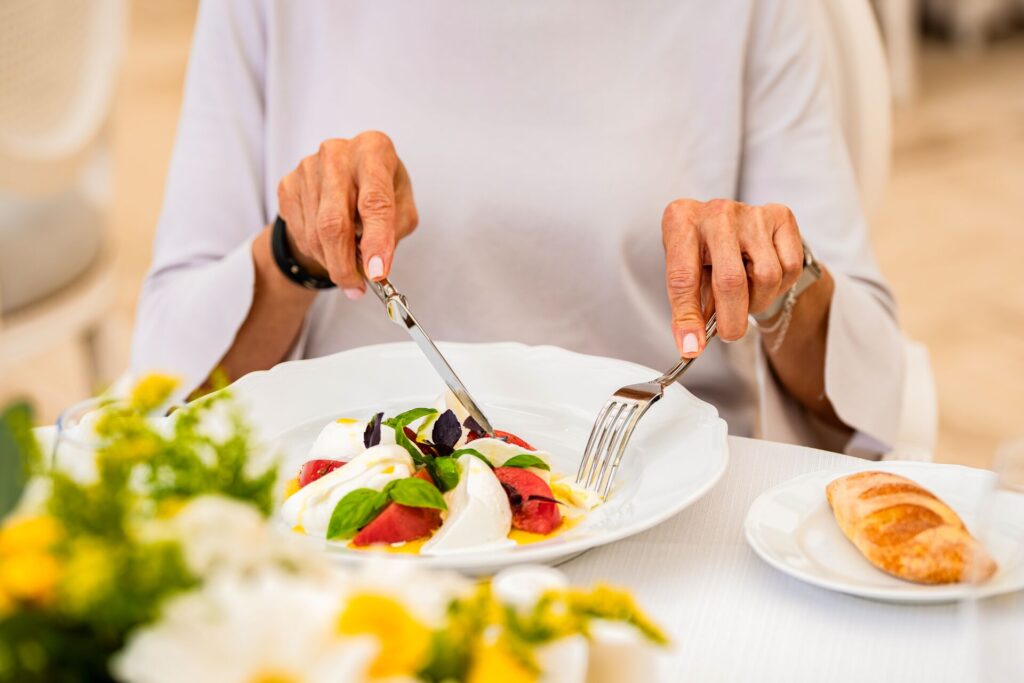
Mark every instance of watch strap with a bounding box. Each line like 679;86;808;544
271;215;336;290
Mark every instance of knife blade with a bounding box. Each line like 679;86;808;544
365;276;496;435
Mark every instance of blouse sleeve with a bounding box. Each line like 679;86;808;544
739;0;905;455
129;0;270;398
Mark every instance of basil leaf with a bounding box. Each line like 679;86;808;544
386;407;438;427
391;424;430;465
501;454;550;471
450;448;493;468
387;477;448;511
431;410;461;456
326;488;389;540
363;412;383;449
432;456;461;492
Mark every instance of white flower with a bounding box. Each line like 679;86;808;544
114;571;381;683
157;495;330;581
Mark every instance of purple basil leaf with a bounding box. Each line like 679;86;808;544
463;415;487;439
431;410;461;456
403;427;438;457
363;412;383;449
526;494;564;506
500;481;523;508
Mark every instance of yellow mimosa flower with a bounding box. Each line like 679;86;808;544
467;642;537;683
337;593;431;678
0;551;60;604
0;515;61;555
60;539;113;612
129;373;181;412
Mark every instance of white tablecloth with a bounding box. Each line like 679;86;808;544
562;436;1023;683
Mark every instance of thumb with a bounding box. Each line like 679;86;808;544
666;265;707;359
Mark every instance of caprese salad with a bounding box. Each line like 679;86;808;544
280;396;600;555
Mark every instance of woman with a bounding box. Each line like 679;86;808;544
132;0;904;456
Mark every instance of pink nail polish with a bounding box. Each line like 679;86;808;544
367;256;384;280
344;288;364;300
682;333;699;354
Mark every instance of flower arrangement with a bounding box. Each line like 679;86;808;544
0;376;667;683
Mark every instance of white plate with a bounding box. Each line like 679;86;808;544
229;341;729;574
744;461;1024;603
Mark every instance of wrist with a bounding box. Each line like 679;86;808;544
253;226;318;303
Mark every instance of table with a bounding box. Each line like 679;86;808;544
562;436;1023;682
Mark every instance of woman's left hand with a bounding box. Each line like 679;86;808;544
661;198;806;357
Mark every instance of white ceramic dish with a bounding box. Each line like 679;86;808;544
228;341;729;574
744;461;1024;604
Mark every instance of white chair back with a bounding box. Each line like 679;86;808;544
816;0;938;461
814;0;893;219
0;0;126;196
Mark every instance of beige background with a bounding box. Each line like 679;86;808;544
3;1;1022;468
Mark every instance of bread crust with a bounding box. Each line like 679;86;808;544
826;471;997;584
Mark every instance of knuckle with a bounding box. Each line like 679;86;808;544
764;203;796;225
665;267;700;295
356;130;395;152
715;268;747;292
358;189;396;218
316;211;349;237
751;261;783;288
663;198;696;223
718;319;748;342
780;250;804;275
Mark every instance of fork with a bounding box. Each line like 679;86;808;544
575;313;718;499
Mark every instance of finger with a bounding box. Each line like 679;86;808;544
706;209;749;342
662;200;706;358
766;204;804;291
277;172;307;255
740;211;783;314
354;134;399;281
393;160;419;240
318;150;362;296
299;157;326;268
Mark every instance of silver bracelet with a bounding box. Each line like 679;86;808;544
754;287;798;353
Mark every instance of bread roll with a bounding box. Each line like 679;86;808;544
826;471;997;584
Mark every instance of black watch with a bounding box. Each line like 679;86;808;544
270;216;336;290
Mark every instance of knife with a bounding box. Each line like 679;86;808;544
364;275;496;435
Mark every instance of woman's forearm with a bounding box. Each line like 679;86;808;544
759;267;849;432
213;225;317;383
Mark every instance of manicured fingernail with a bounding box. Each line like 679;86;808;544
344;288;364;300
682;333;699;354
367;256;384;280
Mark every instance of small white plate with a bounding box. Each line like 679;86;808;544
229;341;730;575
744;461;1024;603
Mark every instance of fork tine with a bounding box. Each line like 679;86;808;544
599;405;646;498
577;399;613;481
593;403;639;495
583;402;626;488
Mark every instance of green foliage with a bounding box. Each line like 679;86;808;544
387;477;447;510
500;454;550;471
430;456;461;491
326;488;390;540
0;382;276;683
449;448;493;468
0;402;40;520
326;476;447;540
383;408;438;466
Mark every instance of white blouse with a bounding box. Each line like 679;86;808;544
131;0;905;455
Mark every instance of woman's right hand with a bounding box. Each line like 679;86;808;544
277;131;418;298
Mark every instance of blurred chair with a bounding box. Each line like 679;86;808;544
0;0;126;391
815;0;939;461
